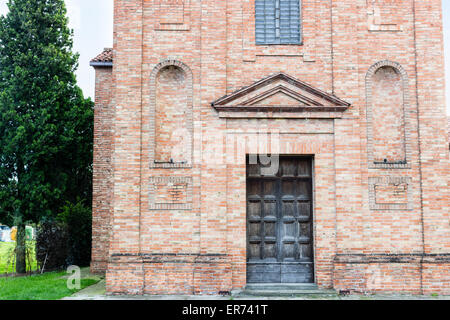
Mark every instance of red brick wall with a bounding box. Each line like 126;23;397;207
91;66;113;274
448;117;450;146
414;1;450;294
92;0;450;295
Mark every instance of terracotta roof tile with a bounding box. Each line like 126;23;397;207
90;48;113;65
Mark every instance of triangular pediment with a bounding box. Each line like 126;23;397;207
212;73;350;113
251;91;304;106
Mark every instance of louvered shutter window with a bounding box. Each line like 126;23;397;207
255;0;301;45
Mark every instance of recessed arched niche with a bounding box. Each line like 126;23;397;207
366;61;410;169
150;60;193;168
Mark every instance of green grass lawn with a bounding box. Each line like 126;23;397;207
0;242;14;273
0;268;101;300
0;241;38;274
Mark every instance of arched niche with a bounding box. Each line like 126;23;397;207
149;60;193;168
366;60;411;169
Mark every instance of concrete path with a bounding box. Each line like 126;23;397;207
63;280;450;300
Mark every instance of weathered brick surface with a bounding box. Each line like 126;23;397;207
91;0;450;295
90;64;113;275
448;117;450;147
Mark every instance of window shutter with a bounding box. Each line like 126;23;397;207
255;0;301;45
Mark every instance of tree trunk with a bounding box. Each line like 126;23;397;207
16;223;26;274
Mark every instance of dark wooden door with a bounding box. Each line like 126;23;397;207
246;156;314;283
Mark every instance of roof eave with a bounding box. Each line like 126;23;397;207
90;61;113;67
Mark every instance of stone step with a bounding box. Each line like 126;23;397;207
241;284;338;297
245;283;319;290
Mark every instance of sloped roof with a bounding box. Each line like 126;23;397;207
90;48;113;67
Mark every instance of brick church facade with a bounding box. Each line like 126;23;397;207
90;0;450;295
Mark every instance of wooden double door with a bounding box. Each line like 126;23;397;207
246;156;314;283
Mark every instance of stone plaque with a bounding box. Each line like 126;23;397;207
369;176;413;210
149;176;193;210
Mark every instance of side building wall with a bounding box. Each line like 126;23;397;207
91;64;114;275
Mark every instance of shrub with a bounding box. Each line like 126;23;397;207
36;221;69;271
57;199;92;267
35;199;92;271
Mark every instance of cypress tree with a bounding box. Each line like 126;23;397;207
0;0;93;273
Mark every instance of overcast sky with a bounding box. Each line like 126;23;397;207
0;0;114;100
0;0;449;114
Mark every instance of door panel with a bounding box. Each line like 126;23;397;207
281;263;314;283
246;156;314;283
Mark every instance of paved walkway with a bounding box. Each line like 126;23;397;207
63;280;450;300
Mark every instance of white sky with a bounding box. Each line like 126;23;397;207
0;0;448;115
